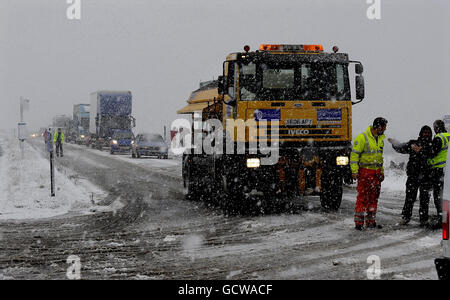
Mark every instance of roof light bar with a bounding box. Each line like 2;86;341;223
259;44;324;52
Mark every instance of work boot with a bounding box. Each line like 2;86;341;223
399;219;410;226
419;220;429;228
367;223;383;229
428;217;442;230
355;225;363;231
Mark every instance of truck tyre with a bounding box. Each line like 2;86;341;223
320;169;343;211
219;171;245;215
183;157;200;201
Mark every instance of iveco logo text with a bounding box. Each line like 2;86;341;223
288;129;310;135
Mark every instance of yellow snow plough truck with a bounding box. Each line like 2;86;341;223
177;44;365;213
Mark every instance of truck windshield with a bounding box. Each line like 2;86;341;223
239;62;350;101
102;116;132;129
114;132;134;139
80;118;89;130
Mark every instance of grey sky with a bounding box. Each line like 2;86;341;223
0;0;449;141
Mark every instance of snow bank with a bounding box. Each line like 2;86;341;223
0;133;105;220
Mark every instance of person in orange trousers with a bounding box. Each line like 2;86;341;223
355;168;383;229
350;117;388;230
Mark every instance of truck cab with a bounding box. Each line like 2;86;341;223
178;44;365;212
110;129;135;154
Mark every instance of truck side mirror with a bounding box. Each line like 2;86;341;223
218;75;236;106
355;63;364;75
217;76;224;94
356;75;365;100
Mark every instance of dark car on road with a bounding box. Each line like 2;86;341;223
110;130;135;154
132;133;168;159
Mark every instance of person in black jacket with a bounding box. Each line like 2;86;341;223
387;125;433;226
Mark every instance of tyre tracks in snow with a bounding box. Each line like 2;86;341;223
0;139;442;279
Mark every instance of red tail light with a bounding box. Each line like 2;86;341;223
444;200;449;240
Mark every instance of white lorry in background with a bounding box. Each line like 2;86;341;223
88;91;136;150
435;148;450;280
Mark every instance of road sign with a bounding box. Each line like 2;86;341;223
46;132;53;153
18;122;27;141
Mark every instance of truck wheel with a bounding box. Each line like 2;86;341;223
183;158;199;201
320;169;343;211
185;173;199;201
219;172;244;215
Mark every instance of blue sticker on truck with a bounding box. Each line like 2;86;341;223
254;109;281;121
317;109;341;121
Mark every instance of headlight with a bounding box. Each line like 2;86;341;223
131;140;135;144
80;135;85;139
112;140;118;145
336;156;349;166
246;158;261;168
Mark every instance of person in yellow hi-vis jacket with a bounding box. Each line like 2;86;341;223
53;128;65;157
425;120;450;229
350;117;388;231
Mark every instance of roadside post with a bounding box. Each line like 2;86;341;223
18;122;27;159
46;132;55;197
18;97;30;159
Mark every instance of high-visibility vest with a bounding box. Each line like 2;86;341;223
428;132;450;168
53;132;65;143
350;126;385;174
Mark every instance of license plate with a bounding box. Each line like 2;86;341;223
286;119;313;126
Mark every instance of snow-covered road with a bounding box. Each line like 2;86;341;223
0;133;442;280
